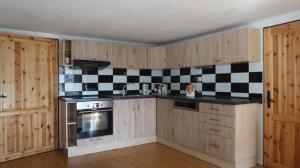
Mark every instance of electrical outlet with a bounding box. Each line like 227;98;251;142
197;76;203;82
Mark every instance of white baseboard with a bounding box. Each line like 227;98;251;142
67;136;157;157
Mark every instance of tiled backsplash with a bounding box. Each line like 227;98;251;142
59;62;263;100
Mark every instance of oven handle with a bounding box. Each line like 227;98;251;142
77;109;112;114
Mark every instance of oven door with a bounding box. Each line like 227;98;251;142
76;108;113;139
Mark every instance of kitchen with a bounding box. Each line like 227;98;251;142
0;1;300;168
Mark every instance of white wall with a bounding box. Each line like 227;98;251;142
244;9;300;165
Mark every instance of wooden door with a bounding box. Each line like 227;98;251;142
0;33;57;162
135;99;156;138
264;21;300;168
113;100;135;141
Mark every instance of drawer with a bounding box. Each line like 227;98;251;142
204;113;235;128
77;135;113;147
224;138;235;161
205;134;224;159
200;123;235;139
199;103;235;117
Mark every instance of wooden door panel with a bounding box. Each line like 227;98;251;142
20;43;51;109
1;40;16;111
0;33;57;162
264;21;300;168
0;116;22;161
20;112;52;153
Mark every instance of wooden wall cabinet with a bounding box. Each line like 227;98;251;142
59;39;109;66
59;27;259;68
147;47;166;69
108;44;148;69
72;40;109;61
113;99;156;142
224;28;259;63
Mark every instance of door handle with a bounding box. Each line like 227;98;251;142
267;91;274;108
0;95;7;98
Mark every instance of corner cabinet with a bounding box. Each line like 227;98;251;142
156;100;259;168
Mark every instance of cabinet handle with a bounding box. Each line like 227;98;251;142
209;118;220;122
209;128;220;133
209;143;220;148
0;95;7;98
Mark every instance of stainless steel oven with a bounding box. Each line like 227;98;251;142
76;100;113;139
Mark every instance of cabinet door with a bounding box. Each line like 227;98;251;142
185;40;200;67
136;46;148;69
72;40;86;60
113;100;135;141
147;47;166;69
126;45;138;68
174;109;199;149
210;34;226;64
166;44;181;68
85;41;108;61
199;37;213;66
205;134;225;159
108;44;127;68
135;99;156;138
177;42;187;67
156;99;174;141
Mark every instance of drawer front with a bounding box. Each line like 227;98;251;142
205;134;224;159
200;123;234;139
199;103;235;117
224;138;235;161
204;113;235;128
77;135;113;147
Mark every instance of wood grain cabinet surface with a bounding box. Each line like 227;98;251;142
157;101;259;167
60;27;259;68
113;99;156;142
72;40;109;61
147;47;166;69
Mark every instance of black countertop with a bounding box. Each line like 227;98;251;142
60;94;261;105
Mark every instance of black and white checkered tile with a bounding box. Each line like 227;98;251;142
59;67;163;96
59;62;263;100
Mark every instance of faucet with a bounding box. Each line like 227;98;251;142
121;83;133;96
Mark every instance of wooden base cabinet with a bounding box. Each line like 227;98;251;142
156;100;259;168
113;99;156;142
